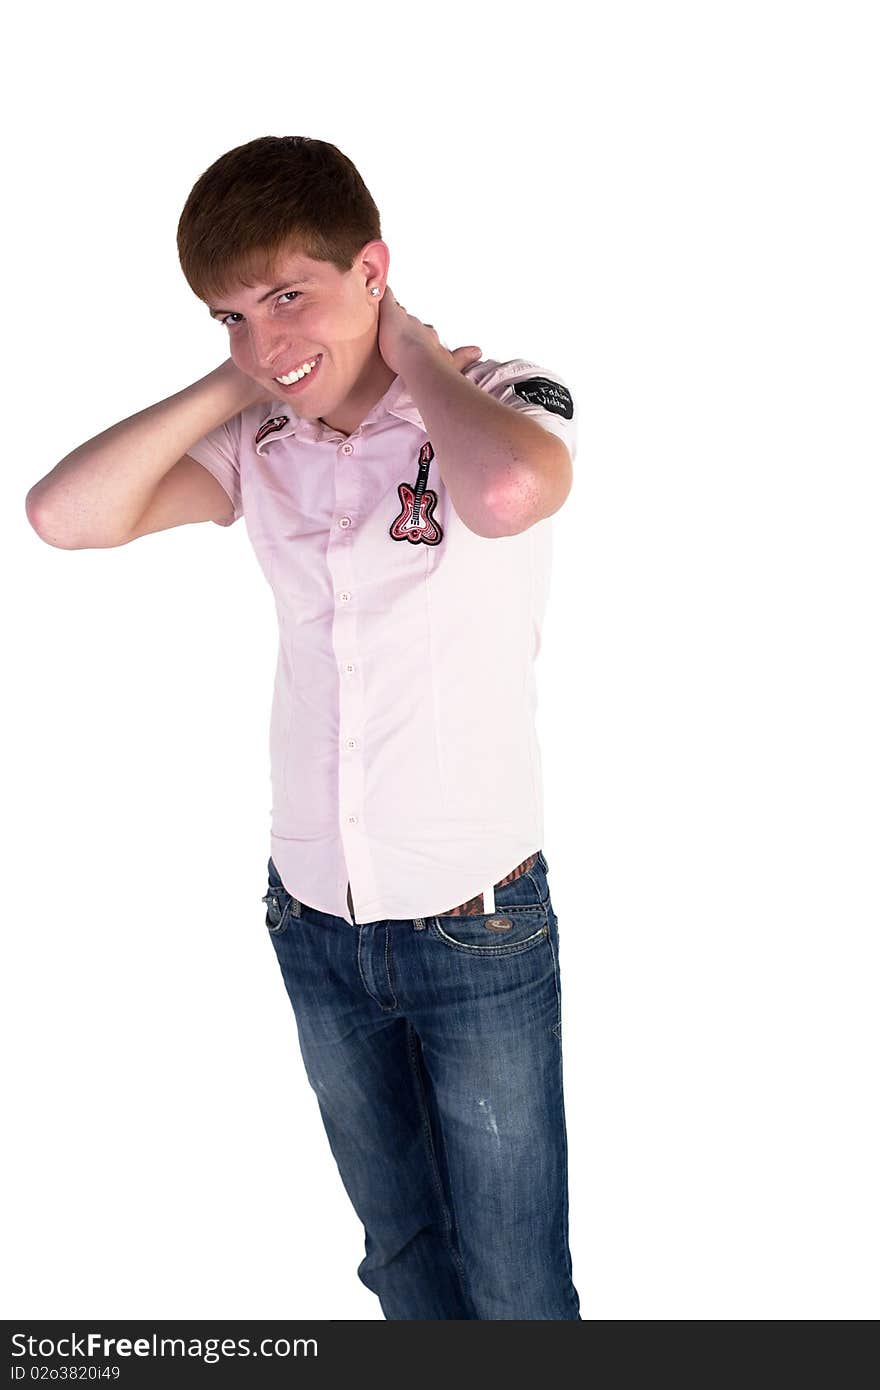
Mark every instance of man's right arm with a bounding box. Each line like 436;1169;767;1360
24;359;269;549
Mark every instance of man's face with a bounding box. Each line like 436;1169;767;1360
207;240;390;419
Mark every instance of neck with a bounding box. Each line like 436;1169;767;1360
319;349;397;436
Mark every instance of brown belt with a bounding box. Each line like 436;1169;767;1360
437;850;541;916
345;850;540;920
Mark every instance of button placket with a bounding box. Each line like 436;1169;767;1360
327;435;377;923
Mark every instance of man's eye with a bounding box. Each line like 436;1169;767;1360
219;290;301;327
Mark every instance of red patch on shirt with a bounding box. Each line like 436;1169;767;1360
389;441;443;545
255;415;290;446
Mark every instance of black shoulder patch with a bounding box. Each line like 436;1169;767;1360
511;376;574;420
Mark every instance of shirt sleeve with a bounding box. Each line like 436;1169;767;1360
185;411;244;526
465;358;577;462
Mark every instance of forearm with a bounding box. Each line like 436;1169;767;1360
398;344;555;537
25;360;264;549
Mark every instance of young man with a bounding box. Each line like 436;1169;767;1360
25;136;579;1320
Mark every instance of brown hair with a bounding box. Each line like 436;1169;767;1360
177;135;382;305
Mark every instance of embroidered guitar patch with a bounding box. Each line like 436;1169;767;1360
255;414;290;446
389;441;444;546
512;377;574;420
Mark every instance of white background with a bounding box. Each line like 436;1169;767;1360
4;0;878;1321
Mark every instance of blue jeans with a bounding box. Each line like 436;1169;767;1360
262;848;581;1320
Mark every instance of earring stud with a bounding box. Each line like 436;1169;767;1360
370;287;380;296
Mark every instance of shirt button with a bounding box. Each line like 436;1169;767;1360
341;443;354;456
345;738;357;749
338;516;352;528
338;590;351;602
347;814;359;825
343;663;355;673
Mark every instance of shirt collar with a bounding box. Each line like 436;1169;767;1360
253;373;425;455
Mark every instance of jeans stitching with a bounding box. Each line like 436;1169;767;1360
431;918;549;956
355;928;397;1011
383;925;399;1010
545;913;563;1040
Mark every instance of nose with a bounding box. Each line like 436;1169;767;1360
250;326;288;374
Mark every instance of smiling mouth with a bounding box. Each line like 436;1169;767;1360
273;354;323;389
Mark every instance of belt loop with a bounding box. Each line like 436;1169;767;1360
483;882;495;914
413;916;426;931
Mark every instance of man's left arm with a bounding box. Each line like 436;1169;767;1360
399;344;575;538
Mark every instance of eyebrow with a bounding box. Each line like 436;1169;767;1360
208;275;315;318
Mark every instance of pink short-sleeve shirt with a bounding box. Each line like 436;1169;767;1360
186;357;576;923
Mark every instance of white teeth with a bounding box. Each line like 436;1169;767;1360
275;356;320;385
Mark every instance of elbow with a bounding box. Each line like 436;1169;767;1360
25;488;83;549
461;507;517;540
480;477;548;538
484;444;573;535
25;489;54;544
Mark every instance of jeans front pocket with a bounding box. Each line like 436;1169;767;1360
263;856;296;935
428;903;550;958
